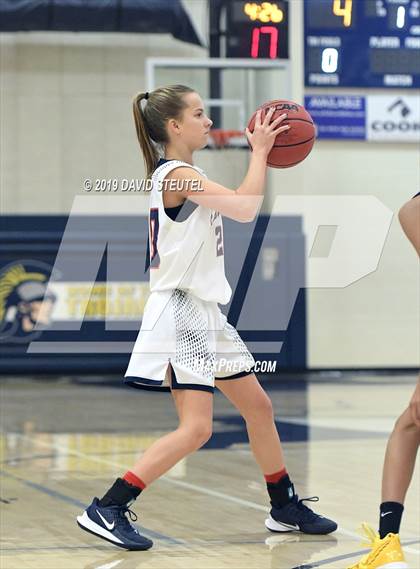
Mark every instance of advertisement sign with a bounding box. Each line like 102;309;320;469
305;94;420;143
366;94;420;143
304;95;366;140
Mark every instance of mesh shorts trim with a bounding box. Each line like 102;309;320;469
124;376;171;392
214;367;255;380
170;366;214;393
124;365;214;393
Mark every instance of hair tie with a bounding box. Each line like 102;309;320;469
144;92;149;100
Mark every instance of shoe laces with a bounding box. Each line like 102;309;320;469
292;495;320;522
116;506;139;534
347;523;385;568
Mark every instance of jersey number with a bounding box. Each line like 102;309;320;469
215;225;224;257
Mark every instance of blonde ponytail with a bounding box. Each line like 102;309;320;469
132;85;195;178
133;93;159;178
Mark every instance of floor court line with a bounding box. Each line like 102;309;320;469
1;546;113;552
290;539;420;569
0;468;184;545
1;449;145;465
11;433;420;553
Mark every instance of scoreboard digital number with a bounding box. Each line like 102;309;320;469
226;1;289;59
305;0;420;88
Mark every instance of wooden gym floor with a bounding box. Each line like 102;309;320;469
1;372;419;569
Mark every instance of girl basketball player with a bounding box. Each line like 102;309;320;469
77;85;337;550
348;193;420;569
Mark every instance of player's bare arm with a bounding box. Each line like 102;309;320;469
165;108;290;223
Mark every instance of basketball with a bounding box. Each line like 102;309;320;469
247;100;316;168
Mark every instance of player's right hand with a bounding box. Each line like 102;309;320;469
245;107;290;157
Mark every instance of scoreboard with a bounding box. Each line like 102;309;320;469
225;1;289;59
305;0;420;88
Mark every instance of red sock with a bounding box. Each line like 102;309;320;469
264;467;287;484
123;471;147;490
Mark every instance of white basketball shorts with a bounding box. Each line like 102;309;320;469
124;289;255;393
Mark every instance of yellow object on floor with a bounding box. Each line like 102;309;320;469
347;523;407;569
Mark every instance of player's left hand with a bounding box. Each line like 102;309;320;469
409;375;420;427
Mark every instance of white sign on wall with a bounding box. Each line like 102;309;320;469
366;94;420;143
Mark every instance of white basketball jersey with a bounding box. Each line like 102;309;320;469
147;159;232;305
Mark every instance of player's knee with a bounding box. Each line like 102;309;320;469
398;199;417;230
246;393;274;423
397;201;408;224
193;424;213;449
393;410;407;432
394;408;420;434
407;406;420;434
184;422;213;450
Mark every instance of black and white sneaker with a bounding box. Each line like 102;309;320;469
265;494;337;535
77;497;153;550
